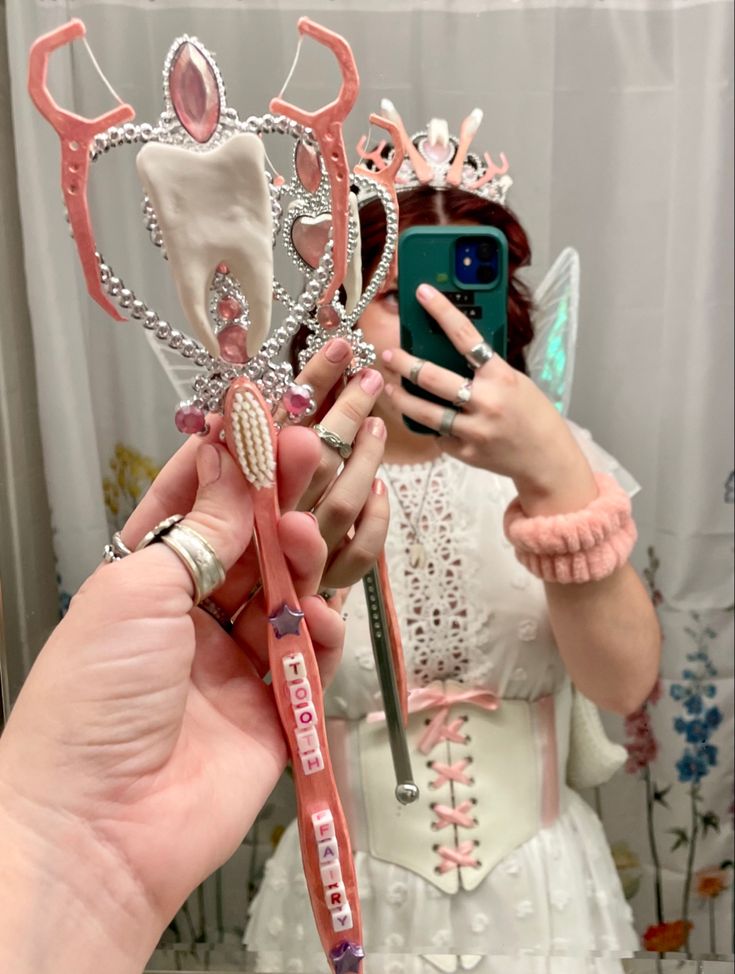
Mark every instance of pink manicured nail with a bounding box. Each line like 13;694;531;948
324;338;351;363
367;417;386;440
381;349;393;364
417;283;437;301
196;443;221;487
305;511;319;525
384;382;395;397
359;369;384;395
372;478;386;496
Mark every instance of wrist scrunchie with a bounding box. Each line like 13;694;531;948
503;472;637;584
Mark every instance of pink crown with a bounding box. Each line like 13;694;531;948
356;100;512;206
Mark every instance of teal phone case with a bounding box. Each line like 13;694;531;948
398;226;508;435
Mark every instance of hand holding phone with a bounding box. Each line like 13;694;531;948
398;226;509;435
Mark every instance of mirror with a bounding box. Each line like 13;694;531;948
1;2;732;969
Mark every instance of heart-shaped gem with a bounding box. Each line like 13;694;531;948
291;213;332;269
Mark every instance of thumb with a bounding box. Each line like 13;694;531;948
180;443;255;572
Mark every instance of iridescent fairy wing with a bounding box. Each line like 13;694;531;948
526;247;580;417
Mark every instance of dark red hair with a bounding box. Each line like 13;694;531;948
359;186;534;373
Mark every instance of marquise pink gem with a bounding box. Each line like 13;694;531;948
420;138;453;166
217;296;242;322
218;325;249;363
296;142;321;193
175;402;206;434
169;42;220;144
282;384;312;418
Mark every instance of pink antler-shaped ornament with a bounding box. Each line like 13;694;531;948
270;18;358;306
354;114;405;284
28;20;135;322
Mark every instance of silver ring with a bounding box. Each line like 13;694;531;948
313;424;353;460
103;531;133;563
409;359;426;385
465;341;494;370
452;380;473;409
200;597;233;632
137;516;226;604
438;407;458;437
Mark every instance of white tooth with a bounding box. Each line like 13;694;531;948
136;134;273;358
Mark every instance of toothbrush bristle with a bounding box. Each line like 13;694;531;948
229;390;276;489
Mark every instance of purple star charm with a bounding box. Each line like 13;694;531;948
268;603;305;639
329;940;365;974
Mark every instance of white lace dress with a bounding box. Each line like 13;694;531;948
245;425;639;973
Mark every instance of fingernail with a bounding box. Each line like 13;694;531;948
381;349;393;364
324;338;351;363
372;478;386;496
384;382;395;397
367;417;386;440
417;283;437;301
305;511;319;525
196;444;221;488
360;368;384;395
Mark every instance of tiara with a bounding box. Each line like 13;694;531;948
356;100;512;207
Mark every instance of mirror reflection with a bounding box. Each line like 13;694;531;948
0;3;732;972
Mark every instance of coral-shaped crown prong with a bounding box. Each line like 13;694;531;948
355;101;512;207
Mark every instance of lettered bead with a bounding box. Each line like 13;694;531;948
325;882;347;911
301;750;325;775
288;680;312;707
283;653;306;682
294;703;317;728
311;808;335;842
331;906;353;932
320;861;342;887
296;727;320;755
317;837;339;864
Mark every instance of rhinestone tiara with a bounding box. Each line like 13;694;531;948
355;99;512;207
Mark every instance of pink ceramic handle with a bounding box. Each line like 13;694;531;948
270;18;358;306
28;19;135;322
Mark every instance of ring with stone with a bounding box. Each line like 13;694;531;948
313;424;353;460
452;380;473;409
465;341;494;370
103;530;133;563
409;359;426;385
438;407;458;437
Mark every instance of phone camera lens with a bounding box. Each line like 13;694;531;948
477;241;495;262
477;264;495;284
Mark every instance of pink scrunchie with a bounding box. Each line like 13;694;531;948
503;472;637;584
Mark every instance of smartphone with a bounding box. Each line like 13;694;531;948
398;226;508;435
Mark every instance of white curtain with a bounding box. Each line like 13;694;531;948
5;0;733;957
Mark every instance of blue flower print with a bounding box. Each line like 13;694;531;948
684;695;704;715
704;707;722;729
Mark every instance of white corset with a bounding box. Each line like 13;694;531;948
326;680;573;894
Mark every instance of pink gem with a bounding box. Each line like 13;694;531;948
216;262;229;275
217;296;242;322
282;384;313;418
175;402;206;434
317;306;340;329
292;214;331;269
218;325;249;363
420;137;453;166
169;42;221;144
296;142;321;193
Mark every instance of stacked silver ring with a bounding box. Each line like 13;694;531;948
438;408;458;437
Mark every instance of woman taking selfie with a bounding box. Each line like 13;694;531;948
246;109;661;973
